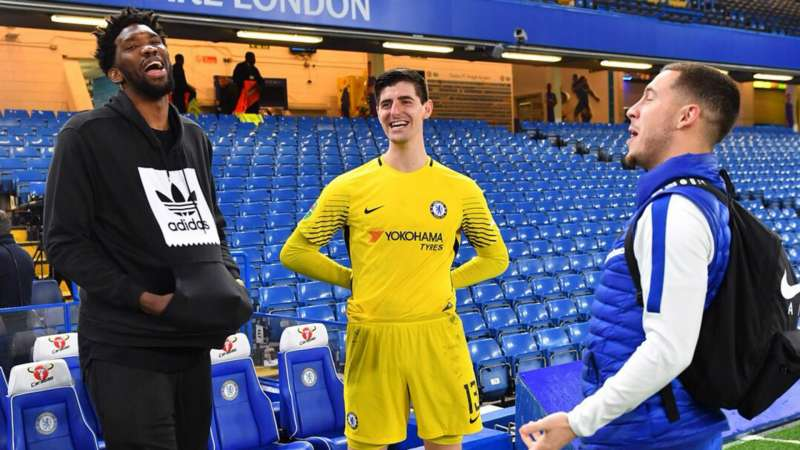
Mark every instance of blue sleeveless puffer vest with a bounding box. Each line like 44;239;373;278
580;153;730;449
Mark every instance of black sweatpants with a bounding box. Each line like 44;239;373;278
84;358;212;450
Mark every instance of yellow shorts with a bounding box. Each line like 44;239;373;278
343;313;482;447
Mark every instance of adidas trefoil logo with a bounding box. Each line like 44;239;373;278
156;183;198;217
155;183;210;232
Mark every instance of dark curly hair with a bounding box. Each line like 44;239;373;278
94;8;167;75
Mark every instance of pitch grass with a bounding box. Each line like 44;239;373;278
725;420;800;449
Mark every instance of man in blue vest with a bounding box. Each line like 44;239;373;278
520;62;740;450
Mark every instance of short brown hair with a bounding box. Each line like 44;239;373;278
375;68;429;103
662;62;740;144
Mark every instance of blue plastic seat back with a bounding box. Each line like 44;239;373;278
472;283;506;307
516;303;550;330
279;346;345;438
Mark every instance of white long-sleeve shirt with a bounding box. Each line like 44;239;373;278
568;194;714;437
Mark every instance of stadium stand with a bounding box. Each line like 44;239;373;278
539;0;800;36
3;108;800;446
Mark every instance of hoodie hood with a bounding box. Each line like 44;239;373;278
106;90;186;168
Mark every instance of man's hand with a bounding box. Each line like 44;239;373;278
139;292;174;316
519;412;576;450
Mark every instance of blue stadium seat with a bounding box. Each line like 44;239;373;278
467;338;510;401
330;285;350;302
597;235;617;251
8;360;99;449
583;270;603;291
261;263;296;285
456;288;477;312
506;241;531;260
246;177;271;190
546;299;579;326
517;258;545;280
484;306;524;337
231;231;264;248
243;189;269;203
573;237;599;254
569;254;595;273
267;213;295;229
235;216;266;231
499;332;546;376
529;240;554;258
551;238;577;256
240;203;268;217
269;201;295;215
335;302;347;322
592;252;606;269
455;244;477;265
326;240;347;259
298;281;334;306
279;325;347;450
565;322;591;357
210;334;312;450
459;311;490;340
516;302;550;330
472;283;506;308
538;225;562;240
516;226;539;241
32;333;101;443
297;304;336;323
502;279;533;305
532;277;562;301
258;286;298;312
559;223;583;238
266;228;293;246
543;256;571;276
575;294;594;321
558;274;590;297
526;213;549;226
535;327;578;366
262;244;283;264
500;228;518;243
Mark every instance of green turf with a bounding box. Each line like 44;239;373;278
725;421;800;449
768;424;800;442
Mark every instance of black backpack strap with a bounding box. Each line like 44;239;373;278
622;173;733;424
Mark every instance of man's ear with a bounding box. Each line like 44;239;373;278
676;103;701;130
108;67;124;84
423;99;433;119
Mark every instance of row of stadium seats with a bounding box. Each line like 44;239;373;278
468;323;589;400
538;0;800;36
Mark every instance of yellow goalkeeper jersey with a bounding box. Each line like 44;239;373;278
281;156;508;323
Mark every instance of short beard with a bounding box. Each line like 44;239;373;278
119;65;175;100
626;129;672;171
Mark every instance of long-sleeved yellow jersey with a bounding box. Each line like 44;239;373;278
281;156;508;323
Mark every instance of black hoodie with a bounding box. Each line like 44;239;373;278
44;91;252;349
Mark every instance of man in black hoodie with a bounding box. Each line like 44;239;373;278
44;8;252;449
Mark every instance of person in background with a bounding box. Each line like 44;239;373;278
171;53;188;113
233;51;265;114
0;209;34;376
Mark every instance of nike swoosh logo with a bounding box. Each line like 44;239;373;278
364;206;383;214
469;415;480;424
781;270;800;300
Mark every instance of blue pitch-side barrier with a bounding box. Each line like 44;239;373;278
514;362;800;450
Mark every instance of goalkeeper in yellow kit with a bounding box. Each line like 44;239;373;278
280;68;509;450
